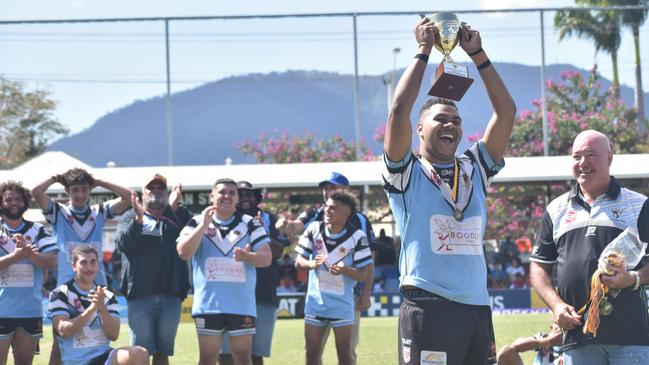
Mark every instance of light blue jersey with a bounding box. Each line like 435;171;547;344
48;280;119;365
178;213;270;317
381;142;503;306
295;222;373;321
43;200;116;286
0;220;57;318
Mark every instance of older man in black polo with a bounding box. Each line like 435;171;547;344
116;174;191;365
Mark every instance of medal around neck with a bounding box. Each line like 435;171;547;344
426;12;474;101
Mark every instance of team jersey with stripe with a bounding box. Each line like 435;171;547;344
530;178;649;348
295;221;373;321
43;200;117;286
0;220;57;317
178;213;270;317
48;280;119;365
298;208;377;249
381;141;503;306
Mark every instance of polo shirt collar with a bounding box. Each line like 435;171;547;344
568;176;621;203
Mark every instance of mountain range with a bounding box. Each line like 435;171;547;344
49;63;649;167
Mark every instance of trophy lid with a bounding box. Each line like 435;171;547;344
430;12;461;57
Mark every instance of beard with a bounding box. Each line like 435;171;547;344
2;206;27;220
144;193;167;211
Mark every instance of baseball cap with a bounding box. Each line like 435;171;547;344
237;180;256;190
144;173;167;189
318;172;349;187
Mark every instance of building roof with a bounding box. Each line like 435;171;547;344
1;151;648;193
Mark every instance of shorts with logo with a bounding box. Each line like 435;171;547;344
0;318;43;339
193;313;256;337
304;314;354;329
398;289;496;365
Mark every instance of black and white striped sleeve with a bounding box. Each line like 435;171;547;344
381;152;415;194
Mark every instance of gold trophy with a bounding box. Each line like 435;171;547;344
427;12;474;101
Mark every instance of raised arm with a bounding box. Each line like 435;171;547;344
385;17;436;162
459;26;516;162
176;206;215;261
93;178;132;215
31;176;59;211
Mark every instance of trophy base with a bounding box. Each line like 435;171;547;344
427;62;474;102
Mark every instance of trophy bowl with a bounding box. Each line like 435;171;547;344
430;12;461;59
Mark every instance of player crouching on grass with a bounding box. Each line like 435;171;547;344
294;191;373;365
48;245;148;365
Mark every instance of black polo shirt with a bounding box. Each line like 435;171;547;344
530;177;649;349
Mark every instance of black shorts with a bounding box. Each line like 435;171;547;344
88;349;113;365
398;291;496;365
193;314;256;337
0;318;43;339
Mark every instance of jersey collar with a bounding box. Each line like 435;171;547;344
569;176;622;203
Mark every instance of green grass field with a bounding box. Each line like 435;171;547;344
25;313;552;364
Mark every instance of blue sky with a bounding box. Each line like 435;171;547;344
2;0;648;133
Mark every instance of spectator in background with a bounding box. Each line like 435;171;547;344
498;236;519;268
509;273;528;290
488;258;509;289
506;257;525;283
116;174;192;365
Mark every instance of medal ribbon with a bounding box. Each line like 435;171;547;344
418;156;473;219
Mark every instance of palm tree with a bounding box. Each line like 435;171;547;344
555;8;622;96
576;0;648;132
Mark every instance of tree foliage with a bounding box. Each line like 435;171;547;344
0;78;69;169
555;6;622;92
236;129;376;163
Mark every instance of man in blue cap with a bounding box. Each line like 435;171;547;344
277;172;376;365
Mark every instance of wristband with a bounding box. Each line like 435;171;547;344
477;59;492;70
630;271;641;291
468;48;484;56
414;53;429;64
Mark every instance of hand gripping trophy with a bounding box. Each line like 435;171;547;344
426;12;474;101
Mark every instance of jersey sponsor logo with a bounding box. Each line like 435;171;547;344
241;316;254;328
439;168;453;176
430;215;483;255
315;239;324;251
611;209;623;219
421;351;447;365
586;226;597;236
195;317;205;328
402;346;410;363
462;173;470;184
0;264;34;287
565;210;577;224
339;247;346;254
